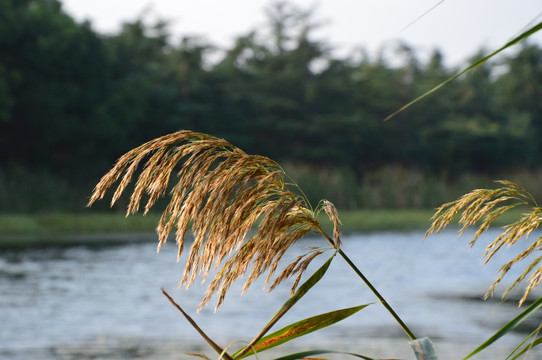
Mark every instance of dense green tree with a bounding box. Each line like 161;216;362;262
1;0;541;211
100;20;188;152
0;0;109;176
212;2;333;162
495;42;542;166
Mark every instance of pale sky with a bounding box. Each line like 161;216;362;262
62;0;542;67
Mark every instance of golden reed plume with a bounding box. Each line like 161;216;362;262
88;130;340;310
426;180;542;306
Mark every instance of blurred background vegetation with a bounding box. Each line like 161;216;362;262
2;0;542;213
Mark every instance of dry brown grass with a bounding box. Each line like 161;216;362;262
88;130;339;310
425;180;542;305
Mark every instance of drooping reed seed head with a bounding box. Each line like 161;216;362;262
425;180;542;306
88;130;340;310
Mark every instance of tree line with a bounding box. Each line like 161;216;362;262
1;0;542;211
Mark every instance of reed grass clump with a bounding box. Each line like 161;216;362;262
87;130;340;310
88;128;542;359
88;129;421;360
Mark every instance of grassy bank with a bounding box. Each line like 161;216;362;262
0;213;161;247
0;208;525;248
6;164;542;214
0;210;432;236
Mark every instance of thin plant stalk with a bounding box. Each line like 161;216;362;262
337;248;416;340
236;253;336;358
315;224;417;340
161;288;235;360
236;224;416;359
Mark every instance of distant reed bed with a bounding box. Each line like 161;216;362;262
283;164;542;210
4;163;542;213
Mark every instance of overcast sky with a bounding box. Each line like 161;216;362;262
62;0;542;66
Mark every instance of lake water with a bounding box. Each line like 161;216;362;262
1;229;542;360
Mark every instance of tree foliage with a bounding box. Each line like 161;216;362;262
1;0;541;211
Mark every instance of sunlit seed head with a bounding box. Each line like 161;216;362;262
88;130;325;310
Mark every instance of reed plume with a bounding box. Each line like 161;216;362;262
88;130;339;310
425;180;542;305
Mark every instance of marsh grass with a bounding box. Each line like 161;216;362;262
88;129;420;359
282;163;535;210
85;129;542;359
5;161;542;214
0;166;89;213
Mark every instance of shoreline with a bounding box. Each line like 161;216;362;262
0;208;522;248
0;209;434;248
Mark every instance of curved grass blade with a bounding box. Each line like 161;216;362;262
268;252;337;328
385;20;542;121
161;288;234;360
509;338;542;360
238;304;371;357
463;297;542;359
508;338;542;360
235;252;336;358
506;322;542;360
271;349;400;360
186;353;212;360
397;0;446;34
506;325;539;360
337;249;416;340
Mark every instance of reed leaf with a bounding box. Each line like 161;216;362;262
88;130;340;310
463;297;542;359
509;343;542;360
185;354;212;360
237;304;371;357
385;20;542;121
397;0;446;34
507;327;542;360
272;349;397;360
425;180;542;305
235;253;336;358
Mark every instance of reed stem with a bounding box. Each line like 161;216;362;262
316;225;416;340
337;248;416;340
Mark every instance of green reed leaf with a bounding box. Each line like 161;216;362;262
234;252;336;358
508;338;542;360
397;0;446;34
506;322;542;360
268;252;336;325
385;20;542;121
463;297;542;359
186;353;212;360
271;349;399;360
240;304;371;357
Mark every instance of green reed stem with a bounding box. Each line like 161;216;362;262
337;248;416;340
161;288;235;360
316;225;416;340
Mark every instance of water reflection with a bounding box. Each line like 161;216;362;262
1;230;540;359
